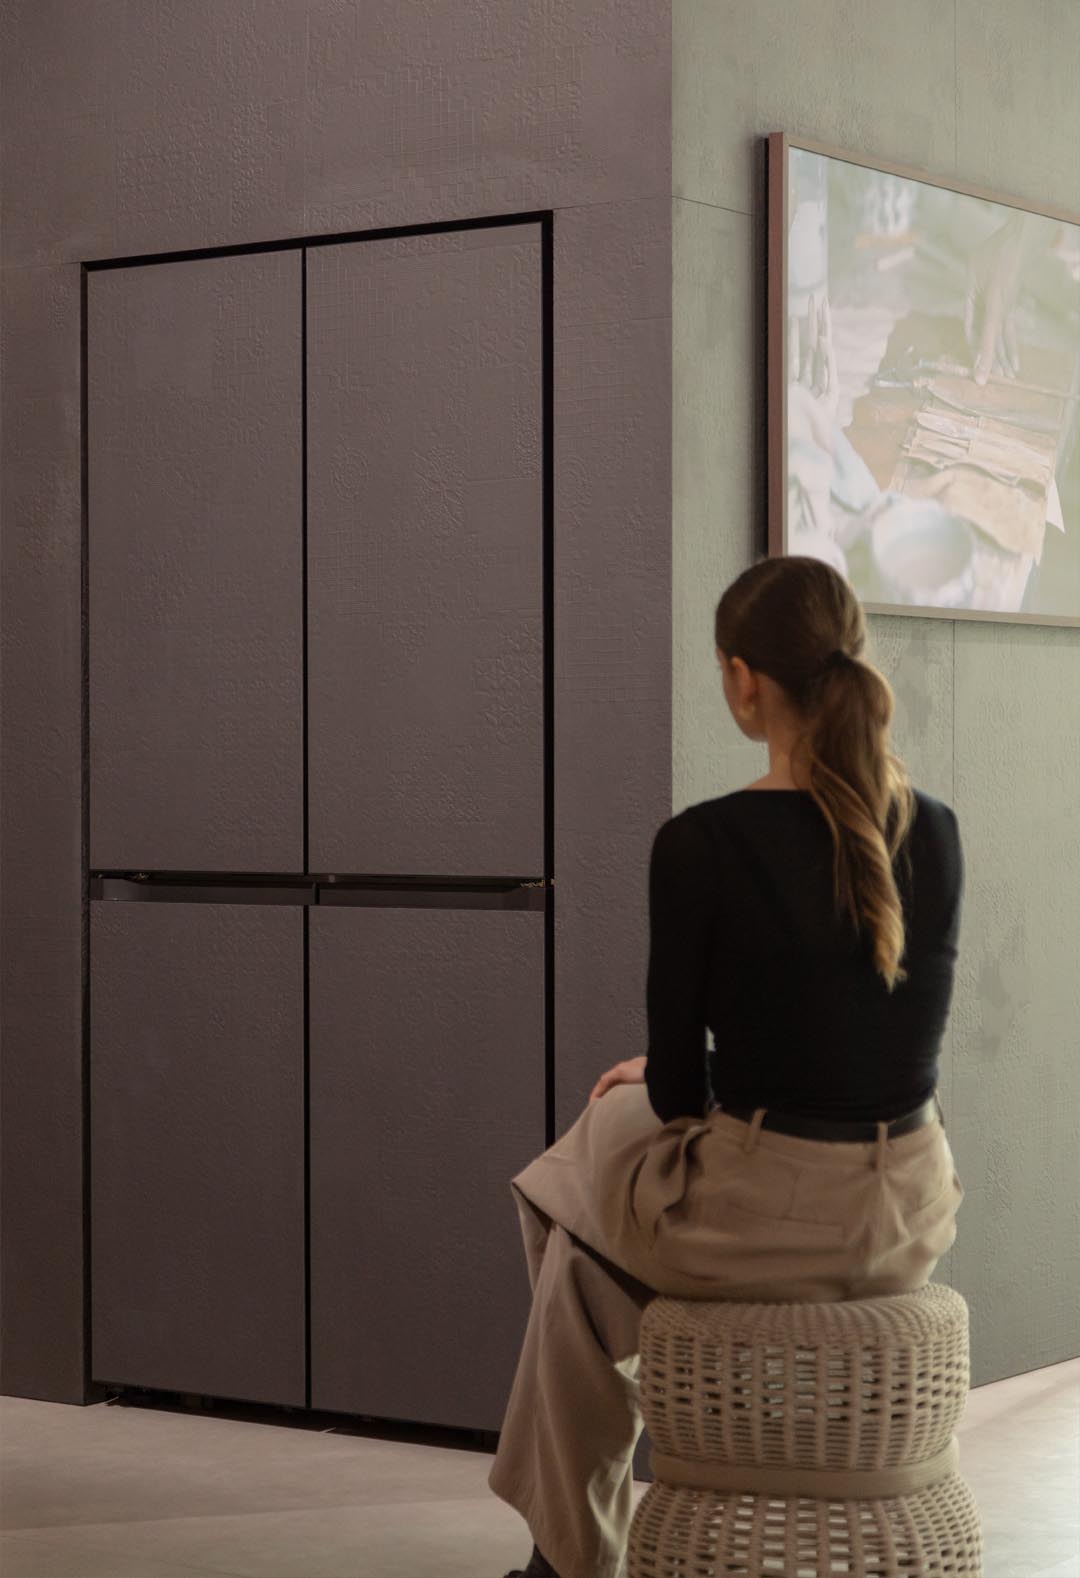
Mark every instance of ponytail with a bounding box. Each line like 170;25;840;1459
715;557;915;990
803;651;914;989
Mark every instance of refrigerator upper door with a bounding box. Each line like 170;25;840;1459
306;224;544;878
88;251;304;873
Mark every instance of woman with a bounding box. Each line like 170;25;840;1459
488;556;965;1578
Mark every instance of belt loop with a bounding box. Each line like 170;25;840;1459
874;1121;888;1172
744;1108;766;1153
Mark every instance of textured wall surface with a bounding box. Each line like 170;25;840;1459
0;0;670;266
673;0;1080;1383
0;0;672;1403
0;262;85;1401
553;196;673;1130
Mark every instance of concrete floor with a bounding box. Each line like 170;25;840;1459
2;1359;1077;1577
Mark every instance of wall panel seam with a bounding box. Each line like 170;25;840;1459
670;195;754;219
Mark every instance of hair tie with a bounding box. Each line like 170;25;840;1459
823;648;852;673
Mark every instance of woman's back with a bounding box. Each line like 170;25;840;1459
644;788;964;1125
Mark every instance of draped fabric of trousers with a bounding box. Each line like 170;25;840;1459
487;1081;964;1578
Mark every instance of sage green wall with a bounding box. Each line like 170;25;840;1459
672;0;1080;1385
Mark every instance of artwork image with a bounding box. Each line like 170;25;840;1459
769;134;1080;624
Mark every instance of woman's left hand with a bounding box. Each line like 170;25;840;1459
589;1055;647;1103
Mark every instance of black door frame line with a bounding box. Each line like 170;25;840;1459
79;208;556;1421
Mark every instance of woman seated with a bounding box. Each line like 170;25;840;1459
489;555;965;1578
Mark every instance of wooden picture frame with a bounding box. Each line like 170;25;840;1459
767;132;1080;627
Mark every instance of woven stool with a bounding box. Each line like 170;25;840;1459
628;1285;982;1577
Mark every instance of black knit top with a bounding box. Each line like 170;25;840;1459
644;788;964;1125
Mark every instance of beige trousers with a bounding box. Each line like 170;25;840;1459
487;1081;964;1578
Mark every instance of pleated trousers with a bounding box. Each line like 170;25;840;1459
488;1081;964;1578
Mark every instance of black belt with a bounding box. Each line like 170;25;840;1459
717;1096;939;1144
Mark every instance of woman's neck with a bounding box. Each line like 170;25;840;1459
757;739;810;791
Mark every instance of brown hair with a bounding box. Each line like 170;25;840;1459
714;556;915;989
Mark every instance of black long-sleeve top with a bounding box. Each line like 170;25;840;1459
644;788;963;1125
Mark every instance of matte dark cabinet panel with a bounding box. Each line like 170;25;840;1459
309;904;545;1430
88;252;303;872
307;227;544;877
90;902;305;1407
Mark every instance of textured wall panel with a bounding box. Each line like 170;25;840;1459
673;0;957;215
0;0;668;265
0;0;309;265
672;198;759;810
949;621;1080;1383
0;0;117;264
88;251;303;873
309;904;545;1430
864;617;955;809
113;100;308;264
0;107;115;268
865;614;958;1288
2;2;674;1410
0;264;85;1401
955;1;1079;1161
956;0;1080;212
305;0;670;235
90;902;305;1406
672;0;1080;1379
553;199;673;1132
307;226;544;877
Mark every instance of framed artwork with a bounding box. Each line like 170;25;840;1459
768;133;1080;626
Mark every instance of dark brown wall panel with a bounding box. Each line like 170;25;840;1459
0;264;86;1402
90;902;305;1407
88;251;303;873
0;2;668;268
309;904;545;1430
2;0;673;1414
306;226;544;878
552;200;673;1133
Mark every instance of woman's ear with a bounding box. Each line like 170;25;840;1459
727;654;754;705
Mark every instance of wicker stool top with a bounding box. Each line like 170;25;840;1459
638;1284;969;1473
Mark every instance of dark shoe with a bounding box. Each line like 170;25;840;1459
503;1542;561;1577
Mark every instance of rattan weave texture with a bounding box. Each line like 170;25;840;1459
628;1286;982;1577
